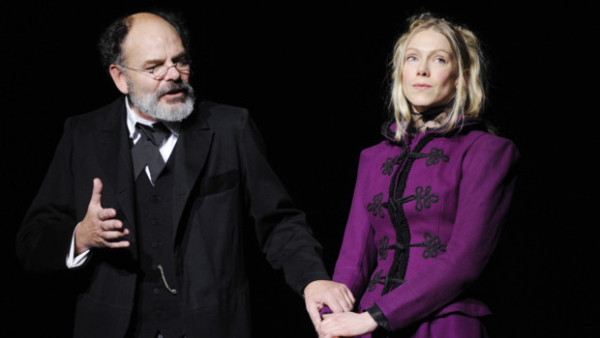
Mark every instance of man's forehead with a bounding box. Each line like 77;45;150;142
121;13;184;63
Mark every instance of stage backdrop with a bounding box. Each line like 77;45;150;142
2;2;593;337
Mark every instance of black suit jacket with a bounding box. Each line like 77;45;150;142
17;97;329;337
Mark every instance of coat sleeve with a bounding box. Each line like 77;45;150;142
237;112;330;294
16;117;80;272
374;134;519;330
330;149;378;299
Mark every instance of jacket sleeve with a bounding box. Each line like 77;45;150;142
330;150;378;300
375;134;519;330
16;117;80;273
237;112;329;294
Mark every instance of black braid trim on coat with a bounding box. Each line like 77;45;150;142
381;132;437;295
378;117;487;296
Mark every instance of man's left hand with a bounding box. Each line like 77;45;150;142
303;280;355;330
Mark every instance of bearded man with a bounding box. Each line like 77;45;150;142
16;11;353;338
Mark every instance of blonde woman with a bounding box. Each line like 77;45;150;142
318;13;519;338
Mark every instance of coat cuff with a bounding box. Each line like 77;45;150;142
366;303;392;332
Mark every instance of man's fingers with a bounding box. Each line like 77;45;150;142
98;207;117;221
102;238;131;249
100;228;129;240
342;292;354;311
335;286;355;311
327;298;351;313
99;228;130;247
327;301;343;313
328;292;352;312
338;301;351;312
99;218;122;231
346;289;355;304
89;178;104;206
306;305;322;330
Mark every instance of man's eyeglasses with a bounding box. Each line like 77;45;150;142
122;61;191;80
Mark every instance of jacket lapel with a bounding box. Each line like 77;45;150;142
171;104;214;237
97;99;137;242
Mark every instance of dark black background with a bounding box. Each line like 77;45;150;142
1;1;594;337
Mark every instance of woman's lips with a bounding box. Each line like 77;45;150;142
413;83;431;90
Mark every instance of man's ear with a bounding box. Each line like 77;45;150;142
109;64;130;94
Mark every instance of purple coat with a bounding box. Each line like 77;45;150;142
332;120;518;337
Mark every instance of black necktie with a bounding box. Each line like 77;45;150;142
132;122;171;183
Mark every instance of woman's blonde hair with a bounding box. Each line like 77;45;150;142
390;12;486;140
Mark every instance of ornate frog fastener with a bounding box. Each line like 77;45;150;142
367;193;386;218
377;233;447;261
369;233;447;293
384;185;439;212
380;147;449;176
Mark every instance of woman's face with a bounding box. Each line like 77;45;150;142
401;29;459;113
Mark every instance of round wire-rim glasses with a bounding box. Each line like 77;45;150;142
121;61;191;80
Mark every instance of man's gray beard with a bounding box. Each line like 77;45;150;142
128;80;195;122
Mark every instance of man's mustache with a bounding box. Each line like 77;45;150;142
157;81;192;98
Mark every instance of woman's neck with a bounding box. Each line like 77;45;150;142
411;105;448;133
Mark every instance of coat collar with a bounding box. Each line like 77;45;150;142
381;117;487;145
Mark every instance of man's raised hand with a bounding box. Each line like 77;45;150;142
74;178;129;254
